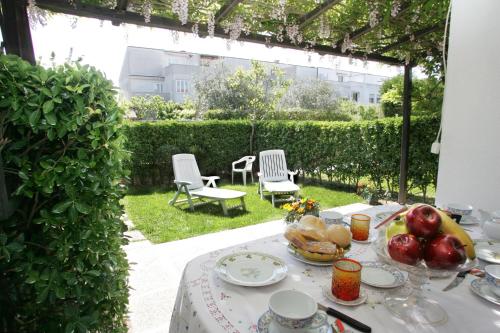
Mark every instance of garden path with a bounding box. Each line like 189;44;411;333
124;203;371;333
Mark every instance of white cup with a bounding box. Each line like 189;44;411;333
269;290;318;330
319;211;343;225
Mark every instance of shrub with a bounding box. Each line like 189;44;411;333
0;55;129;332
266;107;354;121
123;120;252;185
127;95;190;120
380;75;444;117
123;117;439;198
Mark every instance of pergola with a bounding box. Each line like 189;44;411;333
0;0;449;203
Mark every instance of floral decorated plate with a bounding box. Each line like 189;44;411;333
322;285;367;306
476;244;500;264
470;278;500;306
257;310;332;333
360;261;407;288
215;252;288;287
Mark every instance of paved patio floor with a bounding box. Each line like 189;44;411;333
124;203;371;333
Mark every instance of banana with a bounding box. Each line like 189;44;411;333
437;210;476;259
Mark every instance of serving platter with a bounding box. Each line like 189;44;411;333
215;252;288;287
287;246;335;267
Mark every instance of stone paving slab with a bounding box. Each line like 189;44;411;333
124;203;371;333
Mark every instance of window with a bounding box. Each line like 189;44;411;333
369;94;375;104
337;74;344;82
156;83;163;93
376;95;381;103
352;91;360;102
175;80;188;93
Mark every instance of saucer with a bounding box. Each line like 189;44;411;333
322;285;367;306
257;310;332;333
459;215;480;225
361;261;407;288
476;244;500;264
352;236;375;244
470;278;500;306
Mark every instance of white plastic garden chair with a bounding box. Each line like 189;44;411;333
169;154;246;216
258;149;299;207
231;156;256;186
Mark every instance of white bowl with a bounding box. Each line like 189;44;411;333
319;211;343;225
269;290;317;329
446;203;473;216
485;265;500;297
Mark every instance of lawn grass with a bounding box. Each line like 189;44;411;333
122;182;363;244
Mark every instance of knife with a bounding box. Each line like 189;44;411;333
442;270;470;292
318;303;372;333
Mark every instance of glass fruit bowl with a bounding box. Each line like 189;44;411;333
372;227;478;325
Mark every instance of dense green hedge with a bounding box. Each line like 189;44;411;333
0;56;128;332
124;117;439;196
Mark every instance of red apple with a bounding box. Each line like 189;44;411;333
424;234;466;270
406;204;442;239
388;234;423;265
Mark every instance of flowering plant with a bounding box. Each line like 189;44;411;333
282;198;320;223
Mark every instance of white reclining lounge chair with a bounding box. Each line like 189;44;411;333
169;154;246;216
258;149;299;206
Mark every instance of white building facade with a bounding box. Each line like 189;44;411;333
119;46;389;105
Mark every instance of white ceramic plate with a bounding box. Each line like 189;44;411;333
287;246;335;267
215;252;287;287
322;285;367;306
476;244;500;264
257;310;332;333
360;261;407;288
470;278;500;306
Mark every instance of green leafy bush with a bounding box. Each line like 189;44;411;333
380;75;444;117
124;117;439;197
127;95;192;120
0;55;128;332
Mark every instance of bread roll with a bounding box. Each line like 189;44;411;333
326;225;351;248
299;215;326;230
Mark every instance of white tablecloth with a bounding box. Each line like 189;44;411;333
169;205;499;333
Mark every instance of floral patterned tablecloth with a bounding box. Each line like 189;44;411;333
169;205;498;333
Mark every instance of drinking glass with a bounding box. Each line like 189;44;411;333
350;214;371;241
331;258;362;301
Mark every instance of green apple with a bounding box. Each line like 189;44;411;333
385;219;409;243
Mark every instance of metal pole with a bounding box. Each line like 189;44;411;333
0;0;36;64
398;64;412;204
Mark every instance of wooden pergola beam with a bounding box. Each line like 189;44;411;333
398;63;413;204
353;3;412;41
331;1;413;49
35;0;403;65
0;0;35;64
112;0;129;26
378;21;445;54
214;0;243;24
298;0;342;29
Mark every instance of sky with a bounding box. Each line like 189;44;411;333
24;13;406;87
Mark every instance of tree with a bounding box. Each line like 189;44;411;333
280;78;338;111
194;61;289;152
380;75;444;117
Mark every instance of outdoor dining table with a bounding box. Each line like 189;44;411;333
169;205;500;333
